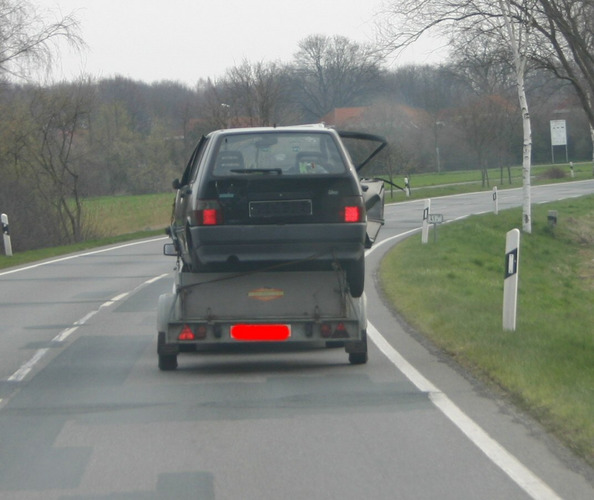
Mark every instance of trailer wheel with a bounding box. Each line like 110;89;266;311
346;329;368;364
348;352;368;365
159;354;178;371
158;332;178;371
345;256;365;298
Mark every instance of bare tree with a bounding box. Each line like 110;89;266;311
25;80;95;242
0;0;82;80
378;0;536;232
520;0;594;169
223;60;285;127
292;35;385;120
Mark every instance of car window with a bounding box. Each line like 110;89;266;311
181;135;209;185
212;132;346;176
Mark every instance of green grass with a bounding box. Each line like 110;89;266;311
380;195;594;465
84;193;173;237
384;161;593;202
0;193;173;270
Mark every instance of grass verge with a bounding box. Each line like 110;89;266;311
380;195;594;465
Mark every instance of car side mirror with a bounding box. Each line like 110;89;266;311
163;243;178;256
172;178;182;190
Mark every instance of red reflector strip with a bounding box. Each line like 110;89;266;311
231;324;291;342
178;325;195;340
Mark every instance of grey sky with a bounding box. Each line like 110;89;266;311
38;0;445;85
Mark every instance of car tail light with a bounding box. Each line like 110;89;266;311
194;200;223;225
340;197;364;223
344;206;361;222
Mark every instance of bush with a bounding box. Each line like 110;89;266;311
541;166;567;179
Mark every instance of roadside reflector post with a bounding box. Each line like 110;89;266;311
503;229;520;331
547;210;558;228
1;213;12;257
493;186;498;215
421;199;431;244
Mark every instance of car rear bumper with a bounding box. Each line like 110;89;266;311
188;223;366;265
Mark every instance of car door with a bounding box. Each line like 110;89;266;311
338;131;387;247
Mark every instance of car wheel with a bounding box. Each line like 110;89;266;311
345;256;365;298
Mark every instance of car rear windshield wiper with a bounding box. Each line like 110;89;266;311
230;168;282;175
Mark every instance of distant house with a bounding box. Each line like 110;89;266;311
321;107;369;128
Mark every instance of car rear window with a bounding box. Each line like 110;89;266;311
212;131;347;176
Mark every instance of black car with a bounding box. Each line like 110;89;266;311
167;125;386;297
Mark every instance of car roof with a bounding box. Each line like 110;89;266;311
206;124;336;137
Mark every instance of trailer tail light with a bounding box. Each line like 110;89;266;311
320;323;332;338
178;325;195;341
334;322;349;338
195;325;208;339
194;200;223;225
320;322;349;339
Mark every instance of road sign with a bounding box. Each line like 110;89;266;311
428;213;443;224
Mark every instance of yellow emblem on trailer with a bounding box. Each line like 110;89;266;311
248;288;285;301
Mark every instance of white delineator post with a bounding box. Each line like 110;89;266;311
421;199;431;244
1;213;12;257
503;229;520;331
493;186;499;215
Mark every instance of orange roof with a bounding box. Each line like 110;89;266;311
321;107;368;127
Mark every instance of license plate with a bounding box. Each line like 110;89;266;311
230;324;291;341
249;199;312;218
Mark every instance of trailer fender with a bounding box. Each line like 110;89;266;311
157;293;176;333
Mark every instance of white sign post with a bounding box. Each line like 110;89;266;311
550;119;568;163
493;186;498;215
421;199;431;244
503;229;520;331
1;213;12;257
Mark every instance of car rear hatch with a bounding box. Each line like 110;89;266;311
210;176;362;225
338;131;387;246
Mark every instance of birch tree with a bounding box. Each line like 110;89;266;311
379;0;536;232
0;0;82;80
519;0;594;171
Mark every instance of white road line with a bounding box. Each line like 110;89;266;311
0;236;168;277
366;230;561;500
5;272;170;383
8;348;50;382
367;325;560;500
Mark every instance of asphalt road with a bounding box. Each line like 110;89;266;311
0;180;593;499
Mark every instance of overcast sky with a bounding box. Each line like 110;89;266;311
37;0;446;86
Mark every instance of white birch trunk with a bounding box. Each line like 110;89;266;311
500;0;532;233
591;125;594;177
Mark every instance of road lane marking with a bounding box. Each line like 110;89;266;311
367;324;560;500
7;348;50;382
5;273;170;383
366;230;561;500
0;237;168;277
